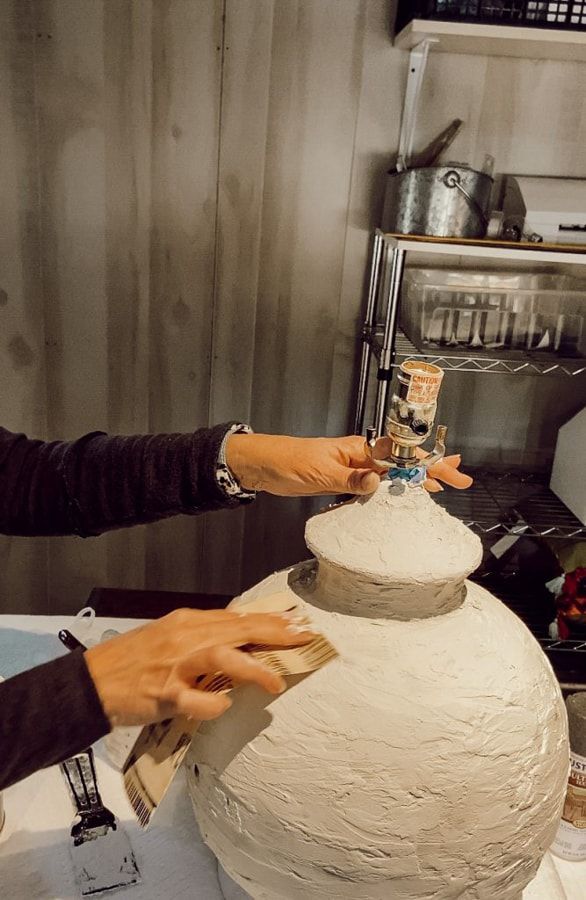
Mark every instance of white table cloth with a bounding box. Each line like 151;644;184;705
0;614;584;900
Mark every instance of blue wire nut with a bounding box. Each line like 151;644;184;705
387;465;427;485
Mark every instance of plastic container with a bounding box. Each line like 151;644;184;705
395;1;586;32
400;269;586;358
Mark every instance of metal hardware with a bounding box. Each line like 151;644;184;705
374;244;406;436
396;39;436;172
353;233;586;510
434;468;586;540
61;751;114;838
365;359;446;472
373;326;586;377
442;169;489;230
382;165;494;239
61;749;141;895
419;424;447;470
354;233;384;434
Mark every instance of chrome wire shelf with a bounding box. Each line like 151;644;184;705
434;469;586;539
541;639;586;653
539;639;586;688
470;563;586;687
367;327;586;377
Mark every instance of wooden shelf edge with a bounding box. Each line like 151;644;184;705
378;231;586;263
394;20;586;62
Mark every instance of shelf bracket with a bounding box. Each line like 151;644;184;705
397;38;437;172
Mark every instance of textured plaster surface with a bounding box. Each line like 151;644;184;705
188;487;569;899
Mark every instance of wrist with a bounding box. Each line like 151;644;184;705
225;433;266;492
84;642;123;727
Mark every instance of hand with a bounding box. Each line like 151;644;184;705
414;446;473;493
226;433;472;497
84;608;315;727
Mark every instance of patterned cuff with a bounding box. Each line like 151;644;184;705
215;424;256;502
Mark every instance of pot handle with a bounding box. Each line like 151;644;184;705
443;170;489;230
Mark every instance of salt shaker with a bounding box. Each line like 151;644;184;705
551;692;586;861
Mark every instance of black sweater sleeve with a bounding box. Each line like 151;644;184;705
0;422;245;536
0;422;250;790
0;651;111;791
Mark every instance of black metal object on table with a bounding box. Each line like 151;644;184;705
396;1;586;32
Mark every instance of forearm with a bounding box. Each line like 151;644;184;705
0;652;110;791
0;424;243;537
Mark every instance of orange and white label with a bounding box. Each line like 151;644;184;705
402;361;443;405
407;376;443;406
552;750;586;861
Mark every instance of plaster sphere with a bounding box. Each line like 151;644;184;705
188;571;567;899
187;487;568;900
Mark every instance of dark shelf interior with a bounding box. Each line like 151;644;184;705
435;469;586;686
434;468;585;538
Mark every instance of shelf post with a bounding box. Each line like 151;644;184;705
373;241;406;436
354;231;384;435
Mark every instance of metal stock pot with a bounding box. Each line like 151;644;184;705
381;164;494;239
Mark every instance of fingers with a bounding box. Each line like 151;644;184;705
182;612;317;652
414;449;473;490
173;642;290;720
165;608;316;648
346;436;393;471
424;477;443;493
181;645;286;696
345;468;381;495
175;688;233;721
427;456;473;489
365;437;394;469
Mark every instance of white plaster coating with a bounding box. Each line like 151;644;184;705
306;484;482;618
188;486;569;900
306;483;482;583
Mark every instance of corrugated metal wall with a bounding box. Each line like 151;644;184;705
0;0;584;614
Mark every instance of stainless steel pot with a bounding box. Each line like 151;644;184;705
381;165;494;239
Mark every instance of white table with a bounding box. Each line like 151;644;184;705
0;614;584;900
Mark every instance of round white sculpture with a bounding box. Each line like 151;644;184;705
187;483;569;900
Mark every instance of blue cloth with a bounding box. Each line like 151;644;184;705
387;465;427;485
0;629;66;679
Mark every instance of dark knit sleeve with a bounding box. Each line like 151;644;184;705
0;423;247;537
0;651;110;791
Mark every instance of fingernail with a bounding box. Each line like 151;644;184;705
287;624;316;635
281;611;307;624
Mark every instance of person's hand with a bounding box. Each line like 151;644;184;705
226;433;472;497
414;446;473;493
84;608;315;727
